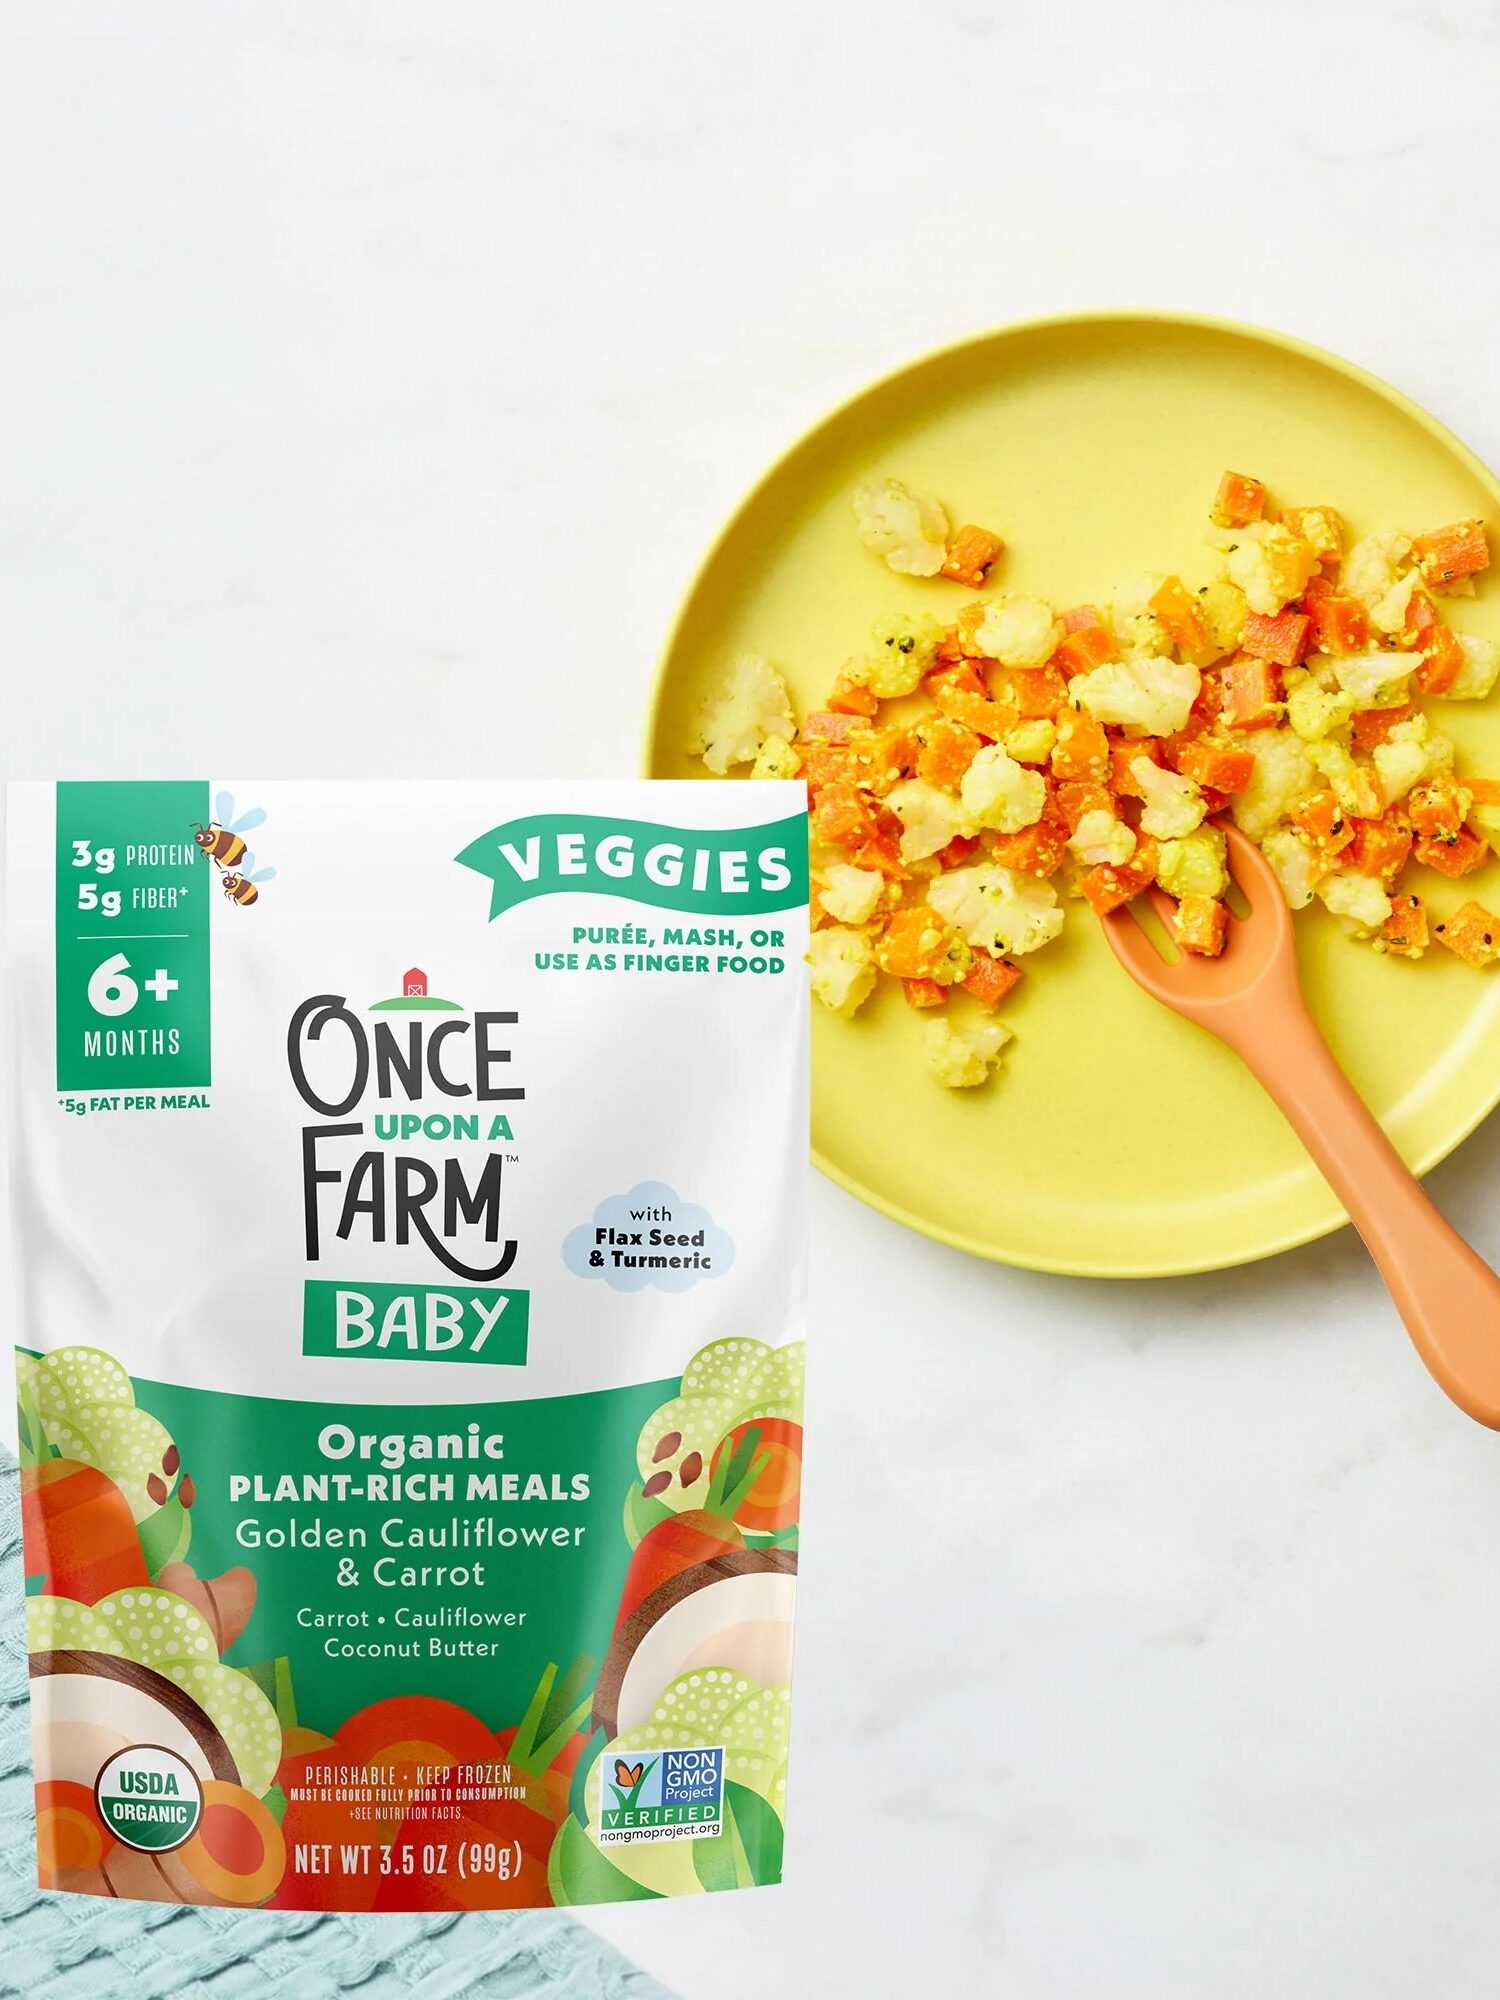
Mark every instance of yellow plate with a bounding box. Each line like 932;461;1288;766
643;312;1500;1276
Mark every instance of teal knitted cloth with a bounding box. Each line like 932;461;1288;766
0;1453;678;2000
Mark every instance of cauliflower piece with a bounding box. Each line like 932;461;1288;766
1309;740;1383;820
1156;826;1228;899
959;744;1047;833
849;611;943;698
1196;579;1248;664
927;864;1065;957
886;779;973;861
1372;736;1429;806
1317;871;1392;934
1445;632;1500;701
853;476;949;577
1217;522;1320;615
807;927;877;1017
1109;573;1171;655
1341;528;1412;612
1004;718;1057;765
751;736;802;780
817;863;884;926
1370;570;1421;636
1285;679;1355;742
922;1014;1012;1090
1230;727;1319;840
1369;714;1449;806
690;654;796;775
1068;808;1136;867
1329;650;1418;707
1070;652;1200;737
1133;757;1206;840
974;594;1062;670
1261;828;1318;910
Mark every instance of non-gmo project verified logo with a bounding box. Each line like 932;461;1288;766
597;1746;725;1844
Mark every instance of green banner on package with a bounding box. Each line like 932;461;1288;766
302;1279;530;1365
54;781;212;1093
455;812;808;919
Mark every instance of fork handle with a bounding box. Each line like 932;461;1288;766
1230;1002;1500;1428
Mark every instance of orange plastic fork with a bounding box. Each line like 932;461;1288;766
1102;822;1500;1428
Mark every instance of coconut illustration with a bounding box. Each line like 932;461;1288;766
594;1546;796;1738
26;1592;283;1801
597;1413;799;1738
29;1650;238;1792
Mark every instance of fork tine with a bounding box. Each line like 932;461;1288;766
1100;902;1179;998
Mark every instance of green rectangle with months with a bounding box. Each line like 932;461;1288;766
55;782;212;1093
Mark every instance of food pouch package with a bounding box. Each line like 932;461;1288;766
7;779;808;1910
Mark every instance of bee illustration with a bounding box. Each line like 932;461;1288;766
221;852;277;908
192;792;267;871
613;1759;645;1789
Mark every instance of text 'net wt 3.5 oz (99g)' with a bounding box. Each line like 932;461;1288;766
6;778;808;1910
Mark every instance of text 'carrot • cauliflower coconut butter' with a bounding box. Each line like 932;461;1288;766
7;779;808;1910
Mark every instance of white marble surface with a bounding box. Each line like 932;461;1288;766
5;3;1500;1994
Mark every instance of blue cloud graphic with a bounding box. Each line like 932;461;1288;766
562;1180;735;1294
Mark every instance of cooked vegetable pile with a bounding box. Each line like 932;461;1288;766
689;471;1500;1088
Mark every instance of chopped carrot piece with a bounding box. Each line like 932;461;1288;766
1433;899;1500;967
849;832;908;881
1408;776;1467;842
1211;471;1267;529
1218;654;1283;730
1050;707;1111;780
1051;625;1116;676
1281;505;1343;566
1416;624;1465;697
917;718;983;790
997;665;1070;718
1415;826;1489;877
811;781;874;848
1080;848;1157;916
1110;739;1162;796
962;949;1023;1007
1173;739;1257;794
991;811;1069;878
1241;608;1311;668
877;907;958;980
1173;893;1229;957
1380;893;1428;959
1305;592;1369;654
862;724;921;791
800;744;856;796
939;524;1005;588
1345;815;1413;882
1055;779;1115;832
802;710;862;743
1060;603;1109;634
933;680;1018;741
1149;575;1209;653
1349;704;1416;756
1412;519;1489;590
903;976;947;1009
827;678;879;719
925;660;989;701
1293;791;1354;862
935;834;982;868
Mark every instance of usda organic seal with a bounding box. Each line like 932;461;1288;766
94;1745;203;1852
